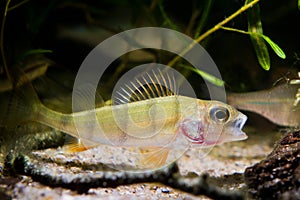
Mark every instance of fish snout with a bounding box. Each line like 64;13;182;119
223;112;248;142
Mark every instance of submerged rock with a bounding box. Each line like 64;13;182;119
244;130;300;199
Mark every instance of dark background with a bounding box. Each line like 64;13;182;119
1;0;299;94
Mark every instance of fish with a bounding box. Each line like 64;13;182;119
0;69;248;169
0;55;53;93
289;71;300;106
227;83;300;127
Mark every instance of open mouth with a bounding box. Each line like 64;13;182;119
222;113;248;142
230;117;248;141
234;117;247;130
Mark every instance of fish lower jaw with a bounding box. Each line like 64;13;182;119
190;130;248;146
223;128;248;143
201;135;247;148
221;113;248;143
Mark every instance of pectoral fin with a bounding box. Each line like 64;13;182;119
62;137;98;153
139;147;170;169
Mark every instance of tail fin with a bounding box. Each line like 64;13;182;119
0;68;42;128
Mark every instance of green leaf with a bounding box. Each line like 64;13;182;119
247;0;270;70
260;35;286;59
220;26;286;60
21;49;52;58
298;0;300;10
194;69;224;87
180;64;224;87
17;49;53;61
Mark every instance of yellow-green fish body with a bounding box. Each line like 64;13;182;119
0;70;248;168
34;94;247;148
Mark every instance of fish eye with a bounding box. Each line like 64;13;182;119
210;106;230;123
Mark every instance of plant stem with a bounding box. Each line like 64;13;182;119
1;0;12;83
220;26;249;35
8;0;31;12
158;0;178;30
194;0;214;38
168;0;260;67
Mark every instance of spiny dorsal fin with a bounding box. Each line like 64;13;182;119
113;69;178;104
72;83;104;112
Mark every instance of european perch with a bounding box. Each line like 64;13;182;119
0;70;248;169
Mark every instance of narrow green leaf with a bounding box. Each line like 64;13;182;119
180;64;224;87
220;26;286;60
194;69;224;87
260;35;286;59
249;33;270;70
298;0;300;10
17;49;52;62
22;49;52;58
247;0;270;70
